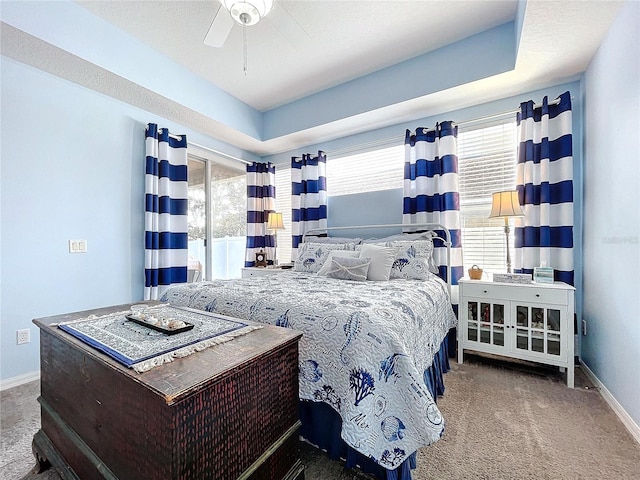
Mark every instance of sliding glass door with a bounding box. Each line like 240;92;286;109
187;154;246;280
188;158;207;281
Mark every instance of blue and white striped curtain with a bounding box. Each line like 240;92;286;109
403;122;464;304
245;162;276;267
514;91;574;285
144;124;188;300
291;152;328;260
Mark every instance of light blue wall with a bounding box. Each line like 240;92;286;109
264;82;584;338
0;57;257;381
4;3;635;437
1;51;588;384
582;0;639;427
328;189;404;239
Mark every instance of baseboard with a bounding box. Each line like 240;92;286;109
580;360;640;445
0;370;40;391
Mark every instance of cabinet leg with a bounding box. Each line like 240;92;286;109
31;429;81;480
567;365;574;389
31;430;53;473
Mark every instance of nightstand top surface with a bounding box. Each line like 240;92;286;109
459;277;575;290
242;266;284;271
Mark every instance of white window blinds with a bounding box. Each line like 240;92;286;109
458;116;518;274
275;166;292;264
326;145;404;196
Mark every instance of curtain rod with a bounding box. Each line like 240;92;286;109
164;96;565;166
154;128;252;166
159;128;184;142
461;96;562;127
318;96;567;159
187;141;252;165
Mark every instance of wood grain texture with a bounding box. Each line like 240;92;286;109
33;303;303;480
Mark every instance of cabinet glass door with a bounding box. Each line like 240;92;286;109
492;304;505;346
516;305;530;350
515;304;562;357
546;309;561;356
466;300;505;347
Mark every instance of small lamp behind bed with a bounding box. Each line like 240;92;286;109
267;212;285;265
488;191;524;273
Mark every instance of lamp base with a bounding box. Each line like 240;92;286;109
504;219;512;274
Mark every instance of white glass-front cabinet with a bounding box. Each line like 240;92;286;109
458;279;575;387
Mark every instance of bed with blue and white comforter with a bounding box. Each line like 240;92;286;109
161;270;457;471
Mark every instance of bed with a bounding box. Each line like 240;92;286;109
161;224;457;480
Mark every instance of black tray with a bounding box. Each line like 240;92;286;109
126;315;194;335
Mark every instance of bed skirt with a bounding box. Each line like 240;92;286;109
299;331;452;480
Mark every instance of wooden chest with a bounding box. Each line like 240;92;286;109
32;303;304;480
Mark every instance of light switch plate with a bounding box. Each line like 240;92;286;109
69;240;87;253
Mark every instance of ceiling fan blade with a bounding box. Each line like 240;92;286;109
203;5;234;47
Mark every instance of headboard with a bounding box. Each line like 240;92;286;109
302;223;452;296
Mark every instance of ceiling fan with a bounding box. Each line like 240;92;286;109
203;0;307;48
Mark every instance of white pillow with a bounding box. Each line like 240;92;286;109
325;256;372;282
317;250;360;276
358;244;397;281
294;242;348;273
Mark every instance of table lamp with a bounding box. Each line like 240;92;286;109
267;212;285;265
488;191;524;273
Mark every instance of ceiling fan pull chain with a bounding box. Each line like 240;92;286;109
243;23;248;75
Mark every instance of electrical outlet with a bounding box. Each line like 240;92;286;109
17;328;30;345
582;319;587;336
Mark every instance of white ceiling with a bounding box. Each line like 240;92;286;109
76;0;518;111
1;1;624;156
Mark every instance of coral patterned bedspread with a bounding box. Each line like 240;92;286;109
161;271;457;470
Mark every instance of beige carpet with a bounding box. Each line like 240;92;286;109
2;355;639;480
415;356;640;480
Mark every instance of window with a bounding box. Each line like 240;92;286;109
274;166;292;264
272;115;517;270
272;145;403;264
326;145;404;196
187;154;246;280
458;116;518;273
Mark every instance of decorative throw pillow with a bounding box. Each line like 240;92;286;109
388;239;438;280
317;250;360;276
358;244;397;281
325;256;372;282
294;242;348;274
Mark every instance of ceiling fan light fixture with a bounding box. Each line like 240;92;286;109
222;0;273;26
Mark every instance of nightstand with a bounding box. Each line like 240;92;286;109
241;267;288;278
458;278;575;387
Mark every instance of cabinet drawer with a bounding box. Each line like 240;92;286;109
462;282;569;305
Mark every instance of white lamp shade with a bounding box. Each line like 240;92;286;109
267;212;285;230
488;191;524;218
